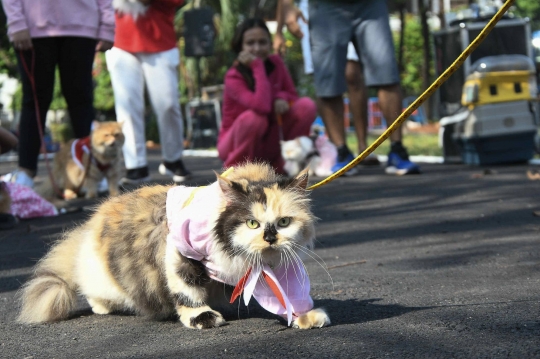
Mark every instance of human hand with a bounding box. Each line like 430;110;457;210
284;4;305;39
274;99;290;115
95;40;114;52
237;51;257;66
11;30;33;51
273;32;286;56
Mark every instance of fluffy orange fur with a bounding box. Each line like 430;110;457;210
52;121;124;199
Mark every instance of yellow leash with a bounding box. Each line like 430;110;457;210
307;0;515;190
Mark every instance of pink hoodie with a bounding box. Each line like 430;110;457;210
220;55;299;142
166;182;314;324
2;0;115;42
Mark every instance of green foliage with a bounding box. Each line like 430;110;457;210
283;31;315;99
394;14;433;97
347;132;442;156
0;7;18;78
49;122;74;144
513;0;540;31
93;53;115;112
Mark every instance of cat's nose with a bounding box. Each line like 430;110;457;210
263;224;278;245
263;234;277;244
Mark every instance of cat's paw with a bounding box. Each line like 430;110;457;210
292;308;330;329
63;189;78;200
190;311;226;329
179;306;226;329
87;297;111;315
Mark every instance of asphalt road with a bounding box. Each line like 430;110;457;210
1;150;539;358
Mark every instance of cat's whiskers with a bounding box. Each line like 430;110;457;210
283;245;307;291
290;242;334;290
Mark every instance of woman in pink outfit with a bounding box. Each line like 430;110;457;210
218;18;316;172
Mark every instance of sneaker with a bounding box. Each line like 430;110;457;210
3;170;34;188
119;166;151;185
158;159;192;183
98;178;108;193
385;142;420;175
331;153;358;176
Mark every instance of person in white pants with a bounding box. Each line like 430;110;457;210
106;0;191;184
106;47;190;184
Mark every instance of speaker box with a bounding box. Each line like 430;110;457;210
184;8;215;57
185;99;221;149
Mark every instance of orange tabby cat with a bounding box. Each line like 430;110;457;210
52;121;124;199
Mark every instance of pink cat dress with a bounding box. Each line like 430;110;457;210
166;182;314;325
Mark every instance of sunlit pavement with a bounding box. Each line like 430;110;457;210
1;149;539;358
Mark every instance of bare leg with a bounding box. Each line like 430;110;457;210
317;96;346;148
377;84;403;143
345;60;368;153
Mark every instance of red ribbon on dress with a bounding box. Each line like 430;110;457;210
229;267;287;310
229;268;252;304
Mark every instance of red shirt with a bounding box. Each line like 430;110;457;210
114;0;183;53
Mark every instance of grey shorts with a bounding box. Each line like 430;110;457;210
309;0;400;97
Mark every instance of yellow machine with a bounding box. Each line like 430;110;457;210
441;55;538;165
462;56;537;106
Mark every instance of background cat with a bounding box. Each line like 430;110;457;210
18;163;329;329
52;121;124;200
281;135;337;178
112;0;149;19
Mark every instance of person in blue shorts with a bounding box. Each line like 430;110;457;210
277;0;420;175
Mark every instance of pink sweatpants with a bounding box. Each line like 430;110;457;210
218;97;316;173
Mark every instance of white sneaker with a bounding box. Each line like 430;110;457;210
3;170;34;188
98;178;108;193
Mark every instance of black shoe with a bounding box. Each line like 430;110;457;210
120;166;151;185
159;159;192;183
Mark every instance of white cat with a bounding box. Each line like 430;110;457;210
112;0;149;19
281;135;337;178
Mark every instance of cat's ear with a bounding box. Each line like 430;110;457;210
288;167;309;190
91;121;100;131
215;171;245;199
117;120;125;128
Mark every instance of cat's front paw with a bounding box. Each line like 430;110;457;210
190;311;226;329
292;308;330;329
63;189;78;200
179;306;226;329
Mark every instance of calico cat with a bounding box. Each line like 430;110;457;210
18;163;330;329
281;135;337;178
52;121;124;200
112;0;149;19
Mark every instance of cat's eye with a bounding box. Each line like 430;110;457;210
277;217;291;227
246;219;260;229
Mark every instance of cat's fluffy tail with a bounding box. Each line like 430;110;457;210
18;230;82;323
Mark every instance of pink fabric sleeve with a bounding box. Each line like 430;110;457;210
273;55;299;103
2;0;28;39
224;58;273;115
96;0;115;42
